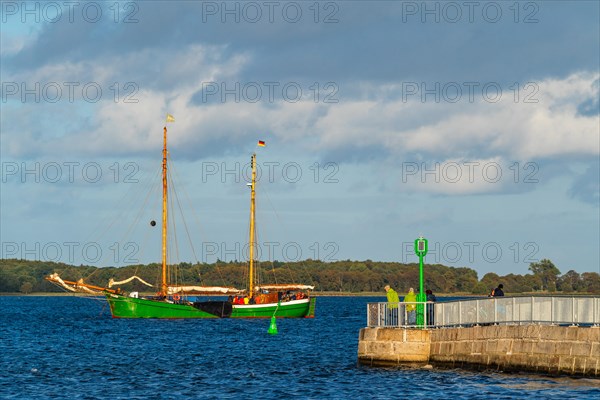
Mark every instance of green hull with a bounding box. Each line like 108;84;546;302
231;298;315;318
106;294;218;319
105;294;316;319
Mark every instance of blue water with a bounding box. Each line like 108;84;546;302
1;296;598;399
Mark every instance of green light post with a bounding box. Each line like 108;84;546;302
414;236;428;327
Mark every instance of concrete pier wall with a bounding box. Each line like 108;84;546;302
358;325;600;377
358;327;431;366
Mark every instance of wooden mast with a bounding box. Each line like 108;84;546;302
161;126;168;295
248;153;257;297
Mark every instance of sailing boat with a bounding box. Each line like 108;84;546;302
46;125;315;319
229;149;315;318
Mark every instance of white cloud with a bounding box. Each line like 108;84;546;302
3;48;598;180
396;157;527;196
1;44;249;156
313;72;600;161
0;21;44;56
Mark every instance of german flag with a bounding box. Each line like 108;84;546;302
258;140;266;147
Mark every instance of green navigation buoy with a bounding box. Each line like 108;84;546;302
268;316;278;335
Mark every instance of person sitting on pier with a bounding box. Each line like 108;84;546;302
426;289;436;326
492;284;504;297
404;288;417;325
384;285;399;306
384;285;400;325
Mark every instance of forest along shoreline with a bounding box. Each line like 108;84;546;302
2;258;599;295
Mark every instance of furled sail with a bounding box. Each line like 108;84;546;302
46;273;77;292
255;284;315;291
46;273;117;295
109;276;154;288
167;285;244;295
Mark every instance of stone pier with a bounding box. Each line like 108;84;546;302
358;325;600;377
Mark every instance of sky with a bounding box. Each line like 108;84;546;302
0;0;599;280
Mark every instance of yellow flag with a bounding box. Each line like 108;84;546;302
166;114;175;123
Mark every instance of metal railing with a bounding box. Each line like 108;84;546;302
367;302;437;328
367;296;600;328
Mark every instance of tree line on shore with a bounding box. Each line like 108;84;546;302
1;258;599;295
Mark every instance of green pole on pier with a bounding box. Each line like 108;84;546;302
414;236;428;327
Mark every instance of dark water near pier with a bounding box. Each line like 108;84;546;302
1;296;598;399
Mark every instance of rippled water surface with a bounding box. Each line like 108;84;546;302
1;296;599;399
